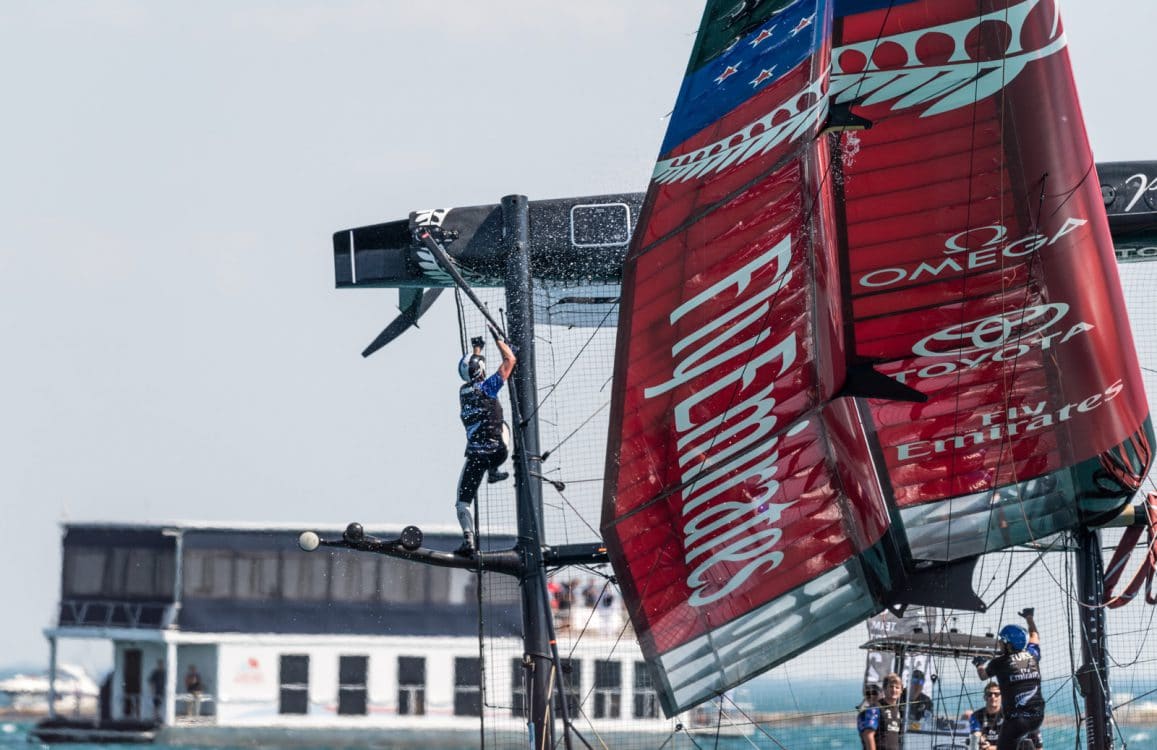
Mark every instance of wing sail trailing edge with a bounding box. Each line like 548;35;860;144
602;0;1153;715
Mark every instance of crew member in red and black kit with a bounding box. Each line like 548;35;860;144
974;608;1045;750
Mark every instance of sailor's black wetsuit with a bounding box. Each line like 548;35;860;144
457;371;508;506
900;689;933;723
970;710;1041;750
983;644;1044;750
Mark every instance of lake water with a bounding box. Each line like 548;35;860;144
4;719;1157;749
5;679;1157;749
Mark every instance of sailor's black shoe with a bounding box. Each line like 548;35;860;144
454;538;476;557
488;470;509;484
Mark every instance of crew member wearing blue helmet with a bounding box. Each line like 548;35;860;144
454;331;516;556
973;608;1043;750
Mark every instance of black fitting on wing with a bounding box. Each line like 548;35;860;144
839;362;928;403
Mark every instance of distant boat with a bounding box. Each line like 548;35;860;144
0;664;99;715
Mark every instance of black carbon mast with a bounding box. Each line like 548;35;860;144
313;194;609;749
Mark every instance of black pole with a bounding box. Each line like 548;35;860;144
503;195;544;527
502;194;558;750
1074;527;1113;750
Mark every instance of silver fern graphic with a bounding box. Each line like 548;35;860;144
653;76;828;185
414;247;501;287
414;248;454;285
413;208;448;227
1015;685;1040;707
830;0;1064;118
655;0;1065;185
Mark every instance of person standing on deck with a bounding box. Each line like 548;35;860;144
974;609;1044;750
901;669;933;727
857;683;880;714
147;660;165;721
858;673;904;750
454;331;516;556
184;665;204;717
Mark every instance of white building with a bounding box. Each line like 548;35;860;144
34;522;746;746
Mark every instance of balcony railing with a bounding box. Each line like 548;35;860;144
58;599;174;629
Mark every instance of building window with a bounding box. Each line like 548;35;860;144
182;549;234;599
633;661;659;719
510;659;527;717
279;655;310;715
380;561;429;604
62;547;108;596
278;552;329;601
397;657;425;716
338;656;368;716
454;657;482;717
593;660;621;719
182;549;213;597
64;545;176;599
331;555;379;602
123;549;160;596
555;658;581;719
235;552;280;600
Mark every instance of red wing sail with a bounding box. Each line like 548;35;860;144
835;0;1151;560
602;0;1152;715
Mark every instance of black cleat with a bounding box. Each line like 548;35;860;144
454;537;476;557
488;470;509;484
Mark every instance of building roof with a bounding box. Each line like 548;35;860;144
60;519;472;536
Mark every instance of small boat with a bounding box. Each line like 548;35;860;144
0;664;98;716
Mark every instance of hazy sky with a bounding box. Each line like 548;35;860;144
2;1;1154;671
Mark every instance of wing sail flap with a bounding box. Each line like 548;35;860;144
839;0;1150;547
603;0;1152;716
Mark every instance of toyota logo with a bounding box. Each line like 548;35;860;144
912;303;1070;357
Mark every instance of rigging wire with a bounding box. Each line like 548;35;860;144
541;401;609;462
522;297;619;426
543;483;602;541
454;286;468;355
473;502;487;749
1063;551;1084;750
957;0;1031;592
